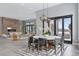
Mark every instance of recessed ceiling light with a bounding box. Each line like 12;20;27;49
29;8;33;10
26;18;30;20
21;3;25;6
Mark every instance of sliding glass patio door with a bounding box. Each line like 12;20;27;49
55;15;72;44
50;15;72;44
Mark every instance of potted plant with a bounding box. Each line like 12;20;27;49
44;30;51;36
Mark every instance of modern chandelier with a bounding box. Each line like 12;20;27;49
40;3;49;21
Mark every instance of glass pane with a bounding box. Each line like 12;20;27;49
26;26;27;32
64;18;71;41
56;18;62;36
27;26;29;33
50;20;54;35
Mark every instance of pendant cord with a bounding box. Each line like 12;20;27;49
47;3;48;19
43;0;44;16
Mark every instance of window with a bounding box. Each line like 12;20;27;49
25;22;36;34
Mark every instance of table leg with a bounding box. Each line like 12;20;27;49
54;40;57;55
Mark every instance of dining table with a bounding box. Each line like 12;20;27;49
33;35;62;55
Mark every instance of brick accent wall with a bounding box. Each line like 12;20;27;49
0;17;21;34
0;17;2;33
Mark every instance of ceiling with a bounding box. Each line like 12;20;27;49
0;3;61;20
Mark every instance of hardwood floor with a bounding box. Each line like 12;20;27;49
63;44;79;56
0;37;79;56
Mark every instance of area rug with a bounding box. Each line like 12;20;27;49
15;44;68;56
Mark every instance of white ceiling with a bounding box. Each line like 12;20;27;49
0;3;61;20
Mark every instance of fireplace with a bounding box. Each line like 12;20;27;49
8;29;16;32
7;27;16;32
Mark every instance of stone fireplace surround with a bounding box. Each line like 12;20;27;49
0;17;21;34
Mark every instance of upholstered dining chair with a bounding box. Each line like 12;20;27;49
28;36;34;50
34;38;47;50
54;37;64;55
12;33;17;41
28;32;36;51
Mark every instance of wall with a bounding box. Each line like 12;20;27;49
0;17;2;33
36;3;78;43
78;4;79;39
0;17;21;34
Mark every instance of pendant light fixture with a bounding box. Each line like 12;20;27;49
40;3;50;27
40;2;51;35
40;3;48;21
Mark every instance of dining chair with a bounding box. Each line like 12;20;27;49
54;37;64;55
28;36;34;50
34;38;47;51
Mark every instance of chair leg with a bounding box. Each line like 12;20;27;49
32;45;35;52
53;40;56;55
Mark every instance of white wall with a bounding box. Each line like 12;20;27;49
78;4;79;39
36;3;78;43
